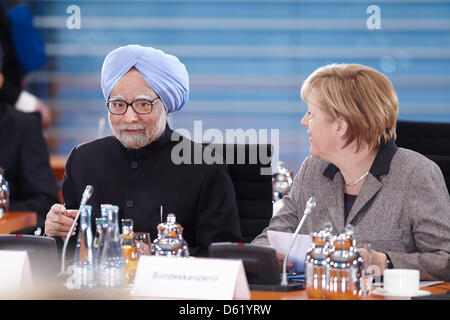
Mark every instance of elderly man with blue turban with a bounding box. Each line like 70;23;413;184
44;45;242;257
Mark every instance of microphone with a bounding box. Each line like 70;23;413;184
281;196;317;286
58;185;94;276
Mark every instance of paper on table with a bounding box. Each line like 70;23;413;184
267;230;312;273
419;281;443;288
371;281;443;288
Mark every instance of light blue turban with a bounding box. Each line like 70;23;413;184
101;45;189;113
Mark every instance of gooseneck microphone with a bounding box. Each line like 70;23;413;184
58;185;94;276
281;196;317;286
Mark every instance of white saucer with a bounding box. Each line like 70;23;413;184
372;288;431;297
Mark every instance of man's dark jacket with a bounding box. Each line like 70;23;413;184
0;104;59;228
61;126;243;257
0;4;22;105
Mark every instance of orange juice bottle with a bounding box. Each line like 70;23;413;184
305;223;333;299
325;225;364;300
121;244;138;285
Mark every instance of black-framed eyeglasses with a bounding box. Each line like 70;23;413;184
106;97;160;115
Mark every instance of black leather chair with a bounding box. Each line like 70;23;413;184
396;120;450;194
203;144;273;243
0;234;59;279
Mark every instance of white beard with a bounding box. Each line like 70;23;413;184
110;111;167;149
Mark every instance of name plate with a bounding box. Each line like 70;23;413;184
132;256;250;300
0;250;33;291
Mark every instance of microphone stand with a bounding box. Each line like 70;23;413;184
280;197;317;286
58;185;94;276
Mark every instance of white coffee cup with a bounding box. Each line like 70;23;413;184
383;269;420;294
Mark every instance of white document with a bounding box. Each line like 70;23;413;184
0;250;33;291
132;256;250;300
419;281;443;288
373;281;444;288
267;230;312;273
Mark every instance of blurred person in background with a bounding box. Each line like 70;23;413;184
0;44;59;233
0;3;52;129
252;63;450;281
44;45;242;257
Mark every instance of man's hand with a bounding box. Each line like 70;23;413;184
44;204;78;239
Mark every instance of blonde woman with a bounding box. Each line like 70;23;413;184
253;63;450;281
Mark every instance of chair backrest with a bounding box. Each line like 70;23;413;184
0;235;59;279
203;144;273;243
396;120;450;194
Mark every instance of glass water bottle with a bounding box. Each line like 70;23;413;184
72;205;95;289
93;217;107;268
98;205;125;288
120;218;138;287
0;167;10;219
94;204;111;270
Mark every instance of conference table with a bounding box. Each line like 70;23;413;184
4;156;448;301
2;274;448;300
0;212;37;234
252;281;450;300
1;211;447;301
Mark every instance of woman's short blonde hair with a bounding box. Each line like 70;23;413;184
300;63;398;151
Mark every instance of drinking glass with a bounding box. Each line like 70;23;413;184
357;242;376;295
134;232;152;257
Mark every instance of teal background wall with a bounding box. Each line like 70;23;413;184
5;0;450;173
